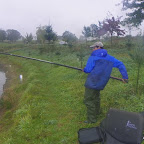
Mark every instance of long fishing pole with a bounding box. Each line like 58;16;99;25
0;52;123;82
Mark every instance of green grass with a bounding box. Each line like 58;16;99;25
0;42;143;143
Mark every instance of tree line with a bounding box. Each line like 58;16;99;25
0;0;144;44
82;16;125;44
0;29;21;42
36;25;78;45
0;16;124;45
0;26;78;45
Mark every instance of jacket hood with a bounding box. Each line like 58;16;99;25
91;49;107;57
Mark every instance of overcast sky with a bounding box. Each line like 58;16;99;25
0;0;127;37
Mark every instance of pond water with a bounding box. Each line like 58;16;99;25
0;71;6;97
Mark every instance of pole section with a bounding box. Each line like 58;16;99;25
0;52;123;81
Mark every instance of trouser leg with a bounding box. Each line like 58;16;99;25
84;87;100;123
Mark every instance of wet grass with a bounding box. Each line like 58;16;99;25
0;43;143;143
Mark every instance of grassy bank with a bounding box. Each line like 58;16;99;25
0;42;143;143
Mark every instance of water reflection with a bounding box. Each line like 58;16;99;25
0;72;6;97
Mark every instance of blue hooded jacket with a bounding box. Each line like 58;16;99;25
84;49;128;90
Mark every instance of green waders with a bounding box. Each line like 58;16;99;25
84;87;100;123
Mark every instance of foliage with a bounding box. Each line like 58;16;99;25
6;29;21;42
44;25;57;43
79;35;85;42
0;29;6;42
82;17;125;43
125;36;133;50
62;31;78;44
90;24;98;37
82;24;102;40
130;46;144;67
103;17;125;36
101;17;125;44
96;21;107;38
36;26;46;44
23;33;33;44
122;0;144;26
129;46;144;95
82;26;91;39
76;44;88;68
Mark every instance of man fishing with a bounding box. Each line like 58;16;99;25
83;41;128;123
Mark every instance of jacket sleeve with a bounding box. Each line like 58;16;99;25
113;57;128;79
84;56;95;73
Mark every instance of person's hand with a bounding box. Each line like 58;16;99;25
122;79;128;83
82;69;84;72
